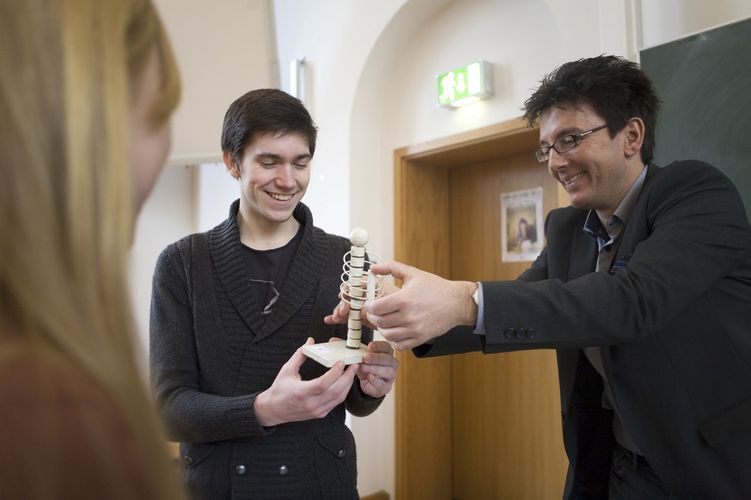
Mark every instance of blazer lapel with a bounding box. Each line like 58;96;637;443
559;216;598;410
600;165;661;378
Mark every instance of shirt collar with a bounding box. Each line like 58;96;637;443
583;164;648;244
610;164;648;229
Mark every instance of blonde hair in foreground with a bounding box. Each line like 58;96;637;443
0;0;181;497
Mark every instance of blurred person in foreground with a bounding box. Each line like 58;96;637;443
0;0;184;498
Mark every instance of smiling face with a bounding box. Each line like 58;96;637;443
226;131;311;232
539;103;644;220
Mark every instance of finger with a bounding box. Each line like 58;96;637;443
360;373;392;398
306;360;346;394
328;337;343;343
359;308;377;330
375;329;420;350
363;311;385;329
313;361;357;396
323;314;339;325
359;379;379;397
365;290;407;318
336;301;351;317
365;350;398;367
367;340;394;355
374;311;414;330
323;313;344;325
358;363;396;380
368;372;392;391
281;337;316;375
318;364;359;406
323;301;350;325
369;260;414;280
392;338;419;351
361;351;398;369
381;280;400;296
377;326;425;346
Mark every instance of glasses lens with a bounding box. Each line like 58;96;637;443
535;148;549;163
556;135;578;153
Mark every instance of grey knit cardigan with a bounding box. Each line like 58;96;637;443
150;201;383;500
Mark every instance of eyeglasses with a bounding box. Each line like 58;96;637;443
535;124;609;163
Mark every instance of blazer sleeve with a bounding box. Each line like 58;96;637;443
481;161;751;350
150;244;270;443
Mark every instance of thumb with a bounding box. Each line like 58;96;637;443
282;337;315;375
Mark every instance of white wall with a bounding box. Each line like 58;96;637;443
129;0;276;355
154;0;277;165
273;0;409;238
641;0;751;49
129;165;196;354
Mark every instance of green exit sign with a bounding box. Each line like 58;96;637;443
437;60;494;108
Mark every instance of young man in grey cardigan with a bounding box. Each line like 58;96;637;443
150;89;398;500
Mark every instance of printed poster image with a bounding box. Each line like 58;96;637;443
500;187;544;262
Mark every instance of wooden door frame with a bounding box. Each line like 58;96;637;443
393;117;563;499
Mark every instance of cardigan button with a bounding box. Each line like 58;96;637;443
235;464;246;475
525;328;534;339
337;448;347;458
279;465;289;475
504;328;515;339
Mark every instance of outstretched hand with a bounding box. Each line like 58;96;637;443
323;277;400;328
364;260;478;350
254;338;358;427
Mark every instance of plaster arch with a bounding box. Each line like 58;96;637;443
348;0;582;262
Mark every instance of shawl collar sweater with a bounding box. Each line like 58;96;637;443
151;200;382;499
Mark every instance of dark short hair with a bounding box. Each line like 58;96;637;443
522;55;661;164
221;88;318;162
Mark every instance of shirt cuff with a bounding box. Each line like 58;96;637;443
473;282;485;335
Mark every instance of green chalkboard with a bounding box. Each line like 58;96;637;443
640;17;751;221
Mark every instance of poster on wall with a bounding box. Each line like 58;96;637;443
500;187;544;262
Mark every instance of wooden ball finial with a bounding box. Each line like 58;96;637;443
349;227;368;247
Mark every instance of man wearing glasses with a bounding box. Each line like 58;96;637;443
328;55;751;498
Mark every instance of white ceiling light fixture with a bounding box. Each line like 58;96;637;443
288;58;306;102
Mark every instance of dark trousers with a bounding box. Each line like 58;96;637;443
609;442;679;499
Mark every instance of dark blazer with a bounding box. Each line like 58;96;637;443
150;201;382;500
416;162;751;499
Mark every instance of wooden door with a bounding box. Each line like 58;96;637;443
394;119;569;500
448;152;566;500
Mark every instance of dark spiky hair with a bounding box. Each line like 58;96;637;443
522;55;661;164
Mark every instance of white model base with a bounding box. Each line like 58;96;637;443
302;341;368;368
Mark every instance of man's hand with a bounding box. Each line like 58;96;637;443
254;338;358;427
323;279;400;328
365;260;477;350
